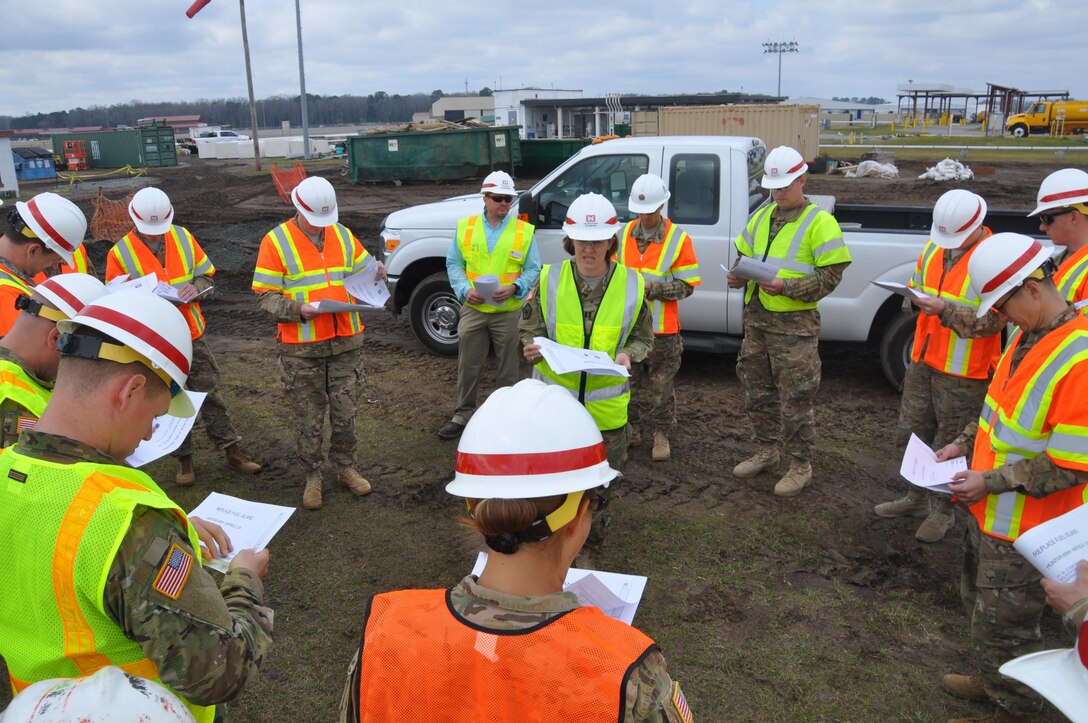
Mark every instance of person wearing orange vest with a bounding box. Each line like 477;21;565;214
1029;168;1088;305
437;171;540;441
617;173;701;463
34;243;95;283
340;379;692;723
106;187;261;487
252;176;385;510
0;273;106;448
874;190;1004;543
0;291;274;723
0;194;88;336
933;234;1088;722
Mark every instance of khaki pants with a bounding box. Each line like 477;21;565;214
452;306;521;425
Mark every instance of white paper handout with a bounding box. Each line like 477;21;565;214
315;299;371;313
472;274;501;306
900;433;967;494
126;391;208;468
533;336;629;377
343;263;390;309
188;492;296;574
1013;504;1088;582
871;280;931;301
154;283;214;304
472;552;647;625
106;273;159;294
728;256;780;282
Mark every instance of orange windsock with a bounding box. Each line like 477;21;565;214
186;0;213;18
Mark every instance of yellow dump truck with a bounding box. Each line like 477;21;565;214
1005;100;1088;137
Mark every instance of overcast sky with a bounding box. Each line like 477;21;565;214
3;0;1083;118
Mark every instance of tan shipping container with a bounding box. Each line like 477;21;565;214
652;104;821;161
631;110;659;137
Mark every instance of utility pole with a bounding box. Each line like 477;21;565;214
762;41;799;99
238;0;261;170
294;0;311;159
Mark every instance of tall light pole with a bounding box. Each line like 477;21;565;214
294;0;311;160
762;41;799;99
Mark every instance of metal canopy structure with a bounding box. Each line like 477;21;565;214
982;83;1070;116
895;81;1070;120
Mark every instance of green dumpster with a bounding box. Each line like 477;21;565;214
345;126;521;183
517;138;592;177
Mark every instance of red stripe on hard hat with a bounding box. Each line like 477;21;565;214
456;441;607;476
956;200;983;233
787;160;805;174
981;240;1043;294
79;306;190;376
26;198;75;253
293;189;315;213
38;278;85;314
1079;621;1088;668
481;183;498;189
606;216;617;225
1040;187;1088;204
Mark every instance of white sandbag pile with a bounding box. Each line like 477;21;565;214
918;158;974;181
845;160;899;179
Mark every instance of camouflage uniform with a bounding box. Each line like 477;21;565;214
339;575;690;723
0;346;51;448
625;219;695;435
950;303;1087;717
519;260;654;547
736;203;849;464
5;429;274;716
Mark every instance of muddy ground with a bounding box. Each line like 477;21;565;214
3;155;1075;721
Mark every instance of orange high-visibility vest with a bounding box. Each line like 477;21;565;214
106;227;214;340
617;219;701;335
908;232;1001;379
354;588;656;722
0;262;34;337
60;245;90;275
1055;244;1088;305
252;220;370;344
970;313;1088;541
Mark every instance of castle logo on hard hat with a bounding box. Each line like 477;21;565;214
938;225;948;233
770;167;779;175
321;205;330;213
586;214;596;223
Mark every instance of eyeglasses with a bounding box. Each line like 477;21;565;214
1039;208;1075;226
587;494;609;513
485;194;513;203
990;283;1025;316
572;239;607;248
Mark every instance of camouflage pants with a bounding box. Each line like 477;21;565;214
453;306;521;425
587;424;628;550
174;336;242;458
960;517;1045;716
736;326;819;462
629;332;683;433
278;346;365;471
894;361;989;510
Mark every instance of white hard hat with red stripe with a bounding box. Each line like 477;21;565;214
931;189;987;249
128;187;175;235
57;290;195;417
14;192;86;265
761;146;808;189
291;176;338;226
999;632;1088;723
0;666;196;723
967;232;1053;317
32;272;107;320
562;193;621;241
480;170;517;197
447;379;617;499
1029;168;1088;217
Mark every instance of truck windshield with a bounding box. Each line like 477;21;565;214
535;154;649;229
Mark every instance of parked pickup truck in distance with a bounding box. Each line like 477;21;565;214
378;135;1042;390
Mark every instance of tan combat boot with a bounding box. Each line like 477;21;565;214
651;431;670;462
338;467;373;496
302;470;323;510
225;444;262;474
628;427;642;448
941;673;989;702
733;445;780;478
874;486;930;518
916;501;955;543
774;460;812;498
176;455;195;487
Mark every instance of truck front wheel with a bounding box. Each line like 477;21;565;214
1009;124;1029;138
408;272;460;356
879;311;916;392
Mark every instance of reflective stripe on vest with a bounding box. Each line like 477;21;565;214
458;215;533;314
0;449;213;722
970;315;1088;540
59;246;89;275
908;235;1001;379
355;589;655;722
1056;244;1088;304
533;261;643;430
0;360;50;422
111;227;211;340
0;263;33;297
618;219;698;335
736;202;849;312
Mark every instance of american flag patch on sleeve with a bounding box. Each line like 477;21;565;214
153;543;194;600
15;416;37;433
671;681;692;722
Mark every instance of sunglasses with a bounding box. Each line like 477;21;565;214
485;194;513;203
1039;208;1074;226
572;239;607;248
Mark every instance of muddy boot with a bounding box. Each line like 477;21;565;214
874;486;930;518
941;673;989;702
947;708;1031;723
338;467;372;496
302;470;323;511
774;460;812;498
916;498;955;543
176;455;195;487
224;444;262;474
651;431;670;462
628;427;642;448
733;445;780;478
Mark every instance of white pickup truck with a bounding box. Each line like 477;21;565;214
378;135;1038;389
